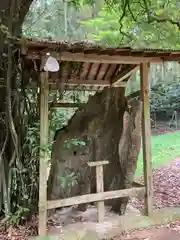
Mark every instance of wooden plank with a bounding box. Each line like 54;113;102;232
49;79;112;86
47;187;145;210
29;79;127;88
87;161;109;167
27;82;104;91
112;65;139;86
96;164;105;222
140;62;153;217
49;81;126;88
38;71;49;236
26;50;163;64
111;81;127;88
50;102;84;109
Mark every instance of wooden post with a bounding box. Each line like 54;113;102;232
140;62;153;216
96;164;105;222
39;70;49;236
88;161;109;222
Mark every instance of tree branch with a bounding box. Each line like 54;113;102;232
0;118;8;167
127;1;137;22
148;15;180;31
142;0;180;31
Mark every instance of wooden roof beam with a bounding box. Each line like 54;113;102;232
112;65;139;86
28;79;127;90
63;79;127;87
27;82;103;91
26;50;163;64
58;79;111;87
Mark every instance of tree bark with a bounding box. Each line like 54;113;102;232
111;98;142;214
0;0;33;215
48;87;142;215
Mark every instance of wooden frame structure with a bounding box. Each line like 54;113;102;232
17;39;180;237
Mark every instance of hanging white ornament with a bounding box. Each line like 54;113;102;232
44;56;59;72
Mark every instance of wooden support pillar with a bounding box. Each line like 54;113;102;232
38;70;49;236
88;161;109;223
140;62;153;216
96;164;105;222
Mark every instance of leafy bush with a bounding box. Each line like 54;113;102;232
151;81;180;118
3;205;29;227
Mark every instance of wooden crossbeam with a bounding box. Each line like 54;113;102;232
55;79;112;87
51;80;127;88
50;102;84;108
112;65;139;86
58;79;125;88
28;82;103;91
87;161;109;167
28;79;127;90
47;187;145;210
26;50;163;64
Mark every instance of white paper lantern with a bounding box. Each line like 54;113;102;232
44;56;59;72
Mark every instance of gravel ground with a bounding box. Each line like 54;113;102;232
1;159;180;240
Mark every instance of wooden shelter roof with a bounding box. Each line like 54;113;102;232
17;39;180;91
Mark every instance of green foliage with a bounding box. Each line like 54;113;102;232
59;172;78;188
4;205;29;226
151;81;180;116
59;170;79;197
81;2;180;48
25;123;40;155
64;138;87;149
6;90;40;216
23;0;91;41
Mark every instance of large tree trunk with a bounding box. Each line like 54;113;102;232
48;87;142;215
0;0;33;215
